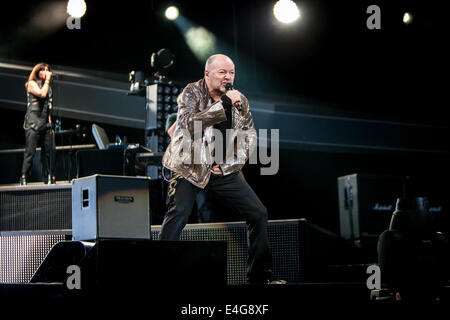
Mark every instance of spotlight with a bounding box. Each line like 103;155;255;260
185;26;216;61
165;6;179;21
151;48;175;82
273;0;300;24
67;0;87;18
403;12;413;25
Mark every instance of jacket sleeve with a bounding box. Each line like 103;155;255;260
220;95;258;175
176;84;227;137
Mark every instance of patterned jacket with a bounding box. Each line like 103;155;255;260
162;78;257;188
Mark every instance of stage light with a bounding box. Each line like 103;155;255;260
151;48;175;82
171;15;218;62
67;0;87;18
273;0;300;24
185;26;216;61
165;6;179;21
403;12;413;25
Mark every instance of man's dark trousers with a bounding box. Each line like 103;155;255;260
159;171;272;283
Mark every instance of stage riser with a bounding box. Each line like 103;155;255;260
1;220;303;285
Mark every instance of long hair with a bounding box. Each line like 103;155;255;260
25;63;51;88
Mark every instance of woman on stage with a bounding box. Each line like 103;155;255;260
20;62;56;185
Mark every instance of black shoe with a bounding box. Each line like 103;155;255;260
47;175;56;184
20;176;27;186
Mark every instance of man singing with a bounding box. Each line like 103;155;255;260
160;54;283;284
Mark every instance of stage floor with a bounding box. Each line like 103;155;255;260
1;281;448;317
0;181;72;190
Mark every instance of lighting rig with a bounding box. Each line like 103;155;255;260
129;48;183;179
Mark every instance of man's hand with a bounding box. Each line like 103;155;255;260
225;89;241;107
211;164;223;175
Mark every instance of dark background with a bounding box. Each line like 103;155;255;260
1;0;448;234
1;0;447;125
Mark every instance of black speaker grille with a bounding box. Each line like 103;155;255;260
0;186;72;231
152;220;301;284
269;221;301;283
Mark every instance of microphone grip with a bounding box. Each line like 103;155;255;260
225;83;242;111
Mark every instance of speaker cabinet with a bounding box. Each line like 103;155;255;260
338;173;449;240
72;175;151;241
151;219;350;284
0;184;71;232
338;174;405;240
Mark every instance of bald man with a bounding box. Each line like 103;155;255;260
160;54;280;284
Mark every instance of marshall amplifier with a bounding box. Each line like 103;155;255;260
406;175;449;233
338;173;448;240
338;174;406;240
72;174;151;241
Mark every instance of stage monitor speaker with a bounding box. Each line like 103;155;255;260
72;174;151;241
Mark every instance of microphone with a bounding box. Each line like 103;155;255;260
225;82;242;111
